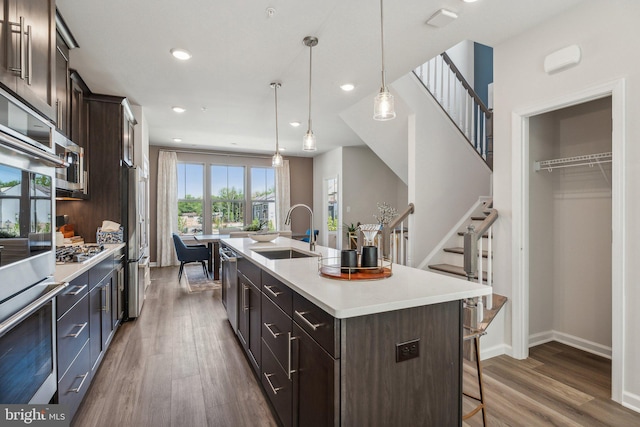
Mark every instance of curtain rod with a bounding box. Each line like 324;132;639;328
159;148;274;160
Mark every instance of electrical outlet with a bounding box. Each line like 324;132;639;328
395;339;420;362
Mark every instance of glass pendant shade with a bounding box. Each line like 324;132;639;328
373;89;396;121
374;0;395;121
272;151;283;167
303;130;316;151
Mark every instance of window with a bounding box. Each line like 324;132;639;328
250;167;275;230
211;165;245;233
177;163;204;234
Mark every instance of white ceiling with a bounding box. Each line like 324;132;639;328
56;0;584;158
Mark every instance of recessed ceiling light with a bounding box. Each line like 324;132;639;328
340;83;355;92
172;138;182;143
289;121;301;127
170;48;192;60
172;106;186;113
462;0;479;3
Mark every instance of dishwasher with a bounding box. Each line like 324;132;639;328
220;245;239;332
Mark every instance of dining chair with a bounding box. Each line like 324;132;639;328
300;229;319;243
172;233;211;281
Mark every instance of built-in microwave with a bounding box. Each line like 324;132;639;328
54;132;85;194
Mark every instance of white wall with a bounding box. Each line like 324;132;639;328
342;146;407;248
394;73;492;267
446;40;474;88
493;0;640;409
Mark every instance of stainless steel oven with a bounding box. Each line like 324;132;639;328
54;131;85;194
0;279;67;404
0;89;67;404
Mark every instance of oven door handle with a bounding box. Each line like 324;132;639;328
0;282;69;338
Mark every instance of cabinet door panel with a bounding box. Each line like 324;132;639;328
293;324;339;427
262;341;292;427
88;285;101;371
14;0;55;120
57;293;89;377
247;281;261;373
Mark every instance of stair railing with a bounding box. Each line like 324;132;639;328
414;52;493;169
380;203;414;265
463;201;498;309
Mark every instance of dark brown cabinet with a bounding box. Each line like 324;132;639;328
226;254;463;427
0;0;55;120
57;94;136;240
237;268;261;375
88;257;114;374
293;323;339;427
56;271;91;422
54;32;68;134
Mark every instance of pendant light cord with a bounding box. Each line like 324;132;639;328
307;44;313;131
380;0;386;90
274;84;279;152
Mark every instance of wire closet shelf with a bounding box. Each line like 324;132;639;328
534;152;612;172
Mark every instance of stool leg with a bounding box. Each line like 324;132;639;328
474;336;487;427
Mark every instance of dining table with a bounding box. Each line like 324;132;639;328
193;234;230;280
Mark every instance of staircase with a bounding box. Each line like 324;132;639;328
427;200;494;283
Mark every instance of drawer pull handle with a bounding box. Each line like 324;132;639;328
287;332;297;380
263;372;283;395
67;284;88;296
264;322;282;339
69;372;89;393
66;322;88;338
294;310;323;331
264;285;283;298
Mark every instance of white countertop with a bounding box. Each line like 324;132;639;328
222;237;491;319
54;243;126;283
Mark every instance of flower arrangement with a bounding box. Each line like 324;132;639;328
373;202;397;227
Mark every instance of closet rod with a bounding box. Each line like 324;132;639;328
534;152;612;172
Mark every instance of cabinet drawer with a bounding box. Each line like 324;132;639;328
238;258;260;288
58;340;91;421
57;272;89;317
261;340;292;427
57;293;90;377
262;272;292;315
262;293;292;371
89;257;113;290
293;293;340;359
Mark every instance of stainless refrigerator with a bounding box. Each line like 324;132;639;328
124;165;150;318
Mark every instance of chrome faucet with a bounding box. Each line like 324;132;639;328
285;204;315;251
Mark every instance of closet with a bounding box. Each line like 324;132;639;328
528;96;612;357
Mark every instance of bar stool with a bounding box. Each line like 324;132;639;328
463;327;487;426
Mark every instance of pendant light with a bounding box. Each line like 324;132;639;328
303;36;318;151
271;82;283;168
373;0;396;121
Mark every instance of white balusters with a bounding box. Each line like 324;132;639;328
414;54;491;163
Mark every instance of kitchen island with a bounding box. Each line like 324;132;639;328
221;236;490;427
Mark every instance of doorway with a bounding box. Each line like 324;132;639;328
511;79;625;403
528;97;612;356
324;176;339;249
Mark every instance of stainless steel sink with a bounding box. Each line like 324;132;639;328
253;248;317;260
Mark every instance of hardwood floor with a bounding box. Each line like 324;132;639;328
463;341;640;426
73;267;640;426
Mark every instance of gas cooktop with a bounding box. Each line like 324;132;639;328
56;244;105;264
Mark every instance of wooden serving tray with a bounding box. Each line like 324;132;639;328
319;264;392;281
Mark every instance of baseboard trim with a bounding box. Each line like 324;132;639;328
480;343;510;361
622;391;640;414
529;330;612;359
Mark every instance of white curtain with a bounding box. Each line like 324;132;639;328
156;151;178;266
275;159;291;231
